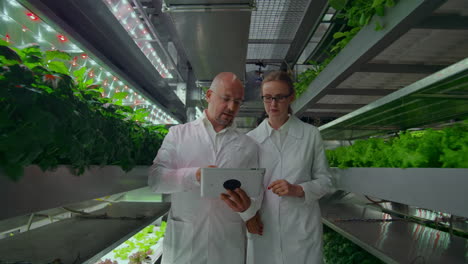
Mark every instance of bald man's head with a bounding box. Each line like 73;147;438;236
209;72;242;92
205;72;245;130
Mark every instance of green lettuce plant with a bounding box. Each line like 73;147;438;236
113;222;166;261
326;122;468;168
0;41;168;181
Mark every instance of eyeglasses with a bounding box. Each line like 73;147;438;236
261;93;292;103
211;90;244;106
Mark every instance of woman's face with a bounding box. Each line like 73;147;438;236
262;80;294;119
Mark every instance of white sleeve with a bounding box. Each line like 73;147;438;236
148;128;200;194
238;142;263;221
239;189;263;221
298;130;333;205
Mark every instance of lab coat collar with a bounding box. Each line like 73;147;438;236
287;115;304;139
265;116;291;137
256;115;303;143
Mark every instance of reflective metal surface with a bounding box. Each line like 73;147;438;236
0;165;149;221
321;202;467;264
332;167;468;218
166;1;252;81
375;202;468;234
0;202;170;263
165;0;252;4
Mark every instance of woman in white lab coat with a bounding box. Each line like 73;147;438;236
246;71;332;264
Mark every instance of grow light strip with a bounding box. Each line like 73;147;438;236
102;0;173;79
0;0;179;124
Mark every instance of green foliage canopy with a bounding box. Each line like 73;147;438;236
326;123;468;168
0;42;169;181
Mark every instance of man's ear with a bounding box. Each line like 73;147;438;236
206;89;213;103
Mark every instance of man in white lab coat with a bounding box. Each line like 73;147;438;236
149;72;259;264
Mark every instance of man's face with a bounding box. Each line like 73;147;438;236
206;79;244;126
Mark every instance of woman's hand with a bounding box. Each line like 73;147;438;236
246;211;263;235
268;179;304;197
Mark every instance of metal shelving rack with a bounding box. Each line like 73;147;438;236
0;165;149;221
0;202;169;263
319;58;468;140
321;167;468;263
287;0;468;263
293;0;468;126
2;0;178;261
0;165;170;263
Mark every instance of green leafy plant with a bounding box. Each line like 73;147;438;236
0;41;169;181
128;250;153;264
294;60;330;97
323;225;383;264
326;122;468;168
330;0;396;53
294;0;398;97
113;222;166;261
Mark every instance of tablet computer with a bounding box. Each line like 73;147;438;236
201;168;265;198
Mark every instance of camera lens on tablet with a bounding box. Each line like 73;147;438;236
223;179;241;191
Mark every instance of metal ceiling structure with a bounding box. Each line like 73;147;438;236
163;0;253;82
18;0;468;130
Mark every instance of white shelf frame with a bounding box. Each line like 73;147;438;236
1;165;150;221
331;167;468;218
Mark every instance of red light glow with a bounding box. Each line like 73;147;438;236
57;34;68;42
26;13;39;21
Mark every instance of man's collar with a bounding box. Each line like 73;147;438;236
195;110;237;131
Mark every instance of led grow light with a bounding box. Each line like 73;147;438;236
0;0;180;124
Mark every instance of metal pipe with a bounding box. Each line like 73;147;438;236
162;3;256;13
164;7;254;12
132;0;184;81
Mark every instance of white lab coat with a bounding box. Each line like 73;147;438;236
247;116;332;264
148;116;259;264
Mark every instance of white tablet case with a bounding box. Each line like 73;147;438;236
201;168;265;198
